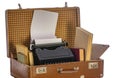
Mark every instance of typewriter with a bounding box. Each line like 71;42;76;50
31;41;75;65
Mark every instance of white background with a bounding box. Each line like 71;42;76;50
0;0;119;78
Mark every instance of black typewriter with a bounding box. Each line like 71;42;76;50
31;41;75;65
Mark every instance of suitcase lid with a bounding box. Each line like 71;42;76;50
6;7;80;58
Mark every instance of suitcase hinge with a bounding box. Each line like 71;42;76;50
18;3;22;9
65;2;68;7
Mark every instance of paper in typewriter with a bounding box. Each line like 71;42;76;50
31;10;58;42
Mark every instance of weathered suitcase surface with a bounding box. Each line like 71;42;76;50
6;6;104;78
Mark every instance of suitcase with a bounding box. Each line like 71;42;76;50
6;4;105;78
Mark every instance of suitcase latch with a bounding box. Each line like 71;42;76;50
36;67;47;74
88;62;99;69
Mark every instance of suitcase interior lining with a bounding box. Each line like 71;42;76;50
6;7;80;58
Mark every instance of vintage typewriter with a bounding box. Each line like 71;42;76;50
31;41;75;65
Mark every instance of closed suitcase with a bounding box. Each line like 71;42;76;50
6;5;105;78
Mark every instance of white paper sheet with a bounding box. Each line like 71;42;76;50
31;10;58;41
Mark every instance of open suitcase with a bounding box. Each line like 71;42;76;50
6;4;108;78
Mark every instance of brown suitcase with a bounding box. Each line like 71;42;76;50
6;5;105;78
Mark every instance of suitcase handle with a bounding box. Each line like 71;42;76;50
57;66;79;73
